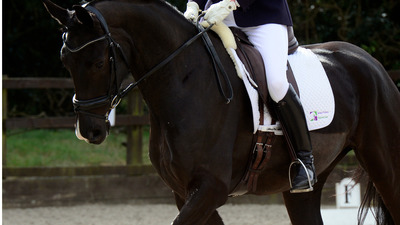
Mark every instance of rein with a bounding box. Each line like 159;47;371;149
117;21;216;100
197;23;233;104
118;18;234;103
69;5;233;121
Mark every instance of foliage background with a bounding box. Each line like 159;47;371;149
3;0;400;116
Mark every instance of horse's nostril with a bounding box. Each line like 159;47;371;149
92;129;102;138
88;129;106;145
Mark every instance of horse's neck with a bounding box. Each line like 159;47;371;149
115;1;193;45
101;1;205;99
104;1;196;73
102;1;235;117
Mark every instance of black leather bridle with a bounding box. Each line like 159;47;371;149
65;5;131;120
65;4;232;121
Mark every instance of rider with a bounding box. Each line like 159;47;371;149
184;0;316;193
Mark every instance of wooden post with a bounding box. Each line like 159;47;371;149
3;75;8;167
126;89;143;165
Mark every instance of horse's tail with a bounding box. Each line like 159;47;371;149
355;168;395;225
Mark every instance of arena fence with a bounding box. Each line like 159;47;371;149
2;76;154;178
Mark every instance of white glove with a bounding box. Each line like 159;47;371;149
184;2;200;22
204;0;240;25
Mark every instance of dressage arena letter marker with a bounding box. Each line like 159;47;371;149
335;178;361;208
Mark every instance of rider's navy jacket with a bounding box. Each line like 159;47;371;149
190;0;293;27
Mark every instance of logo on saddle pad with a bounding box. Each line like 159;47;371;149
310;111;330;122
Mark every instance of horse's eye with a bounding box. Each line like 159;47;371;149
95;61;104;69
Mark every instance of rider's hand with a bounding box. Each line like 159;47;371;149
204;0;239;25
184;2;200;22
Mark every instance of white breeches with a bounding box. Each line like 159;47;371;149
224;13;290;102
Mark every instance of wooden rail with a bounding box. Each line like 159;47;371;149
3;77;74;89
3;165;156;177
4;115;149;130
3;77;151;177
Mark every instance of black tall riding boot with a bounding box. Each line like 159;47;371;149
275;84;316;193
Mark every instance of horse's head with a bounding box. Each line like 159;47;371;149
43;0;131;144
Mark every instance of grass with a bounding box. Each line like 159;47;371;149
5;127;150;167
5;128;359;170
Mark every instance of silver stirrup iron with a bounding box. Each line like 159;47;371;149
288;159;313;193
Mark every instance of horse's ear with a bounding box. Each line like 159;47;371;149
43;0;71;26
73;5;94;28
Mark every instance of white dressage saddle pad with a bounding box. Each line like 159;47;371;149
288;47;335;131
209;21;335;133
239;46;335;133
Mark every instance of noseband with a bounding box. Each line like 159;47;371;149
66;4;228;121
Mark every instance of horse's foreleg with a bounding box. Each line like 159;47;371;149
283;173;327;225
172;170;228;225
205;211;225;225
173;191;185;210
174;192;225;225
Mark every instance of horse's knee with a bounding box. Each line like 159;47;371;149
188;169;229;206
172;169;229;225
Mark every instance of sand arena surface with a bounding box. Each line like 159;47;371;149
3;203;291;225
3;202;375;225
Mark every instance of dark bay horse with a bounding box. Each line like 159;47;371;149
43;0;400;224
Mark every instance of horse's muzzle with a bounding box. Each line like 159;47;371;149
75;117;110;144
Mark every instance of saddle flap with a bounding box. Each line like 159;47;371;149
231;27;269;104
230;27;299;105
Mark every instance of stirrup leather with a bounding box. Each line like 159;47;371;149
288;159;314;193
